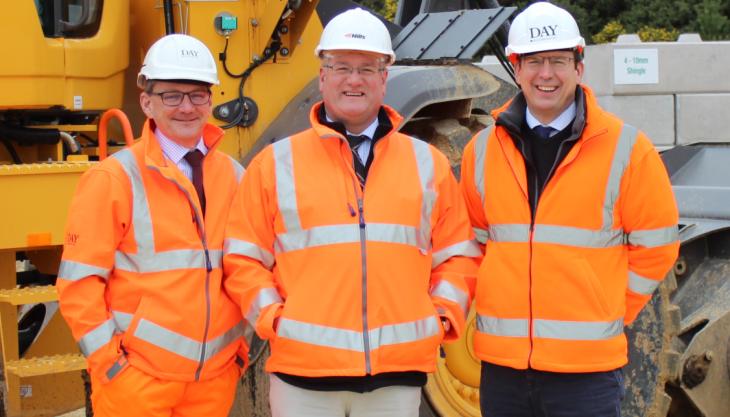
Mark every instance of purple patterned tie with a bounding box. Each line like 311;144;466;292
184;150;206;216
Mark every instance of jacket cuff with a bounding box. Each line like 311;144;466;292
256;302;284;340
87;333;127;384
434;303;462;342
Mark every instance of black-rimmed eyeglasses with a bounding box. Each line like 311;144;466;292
150;90;212;106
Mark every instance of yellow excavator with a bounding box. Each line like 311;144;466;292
1;1;720;417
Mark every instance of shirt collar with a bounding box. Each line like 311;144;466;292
525;101;576;131
325;113;379;141
155;128;208;165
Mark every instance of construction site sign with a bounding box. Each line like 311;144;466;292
613;48;658;85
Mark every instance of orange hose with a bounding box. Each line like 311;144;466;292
98;109;134;160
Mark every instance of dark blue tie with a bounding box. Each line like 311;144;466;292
533;125;556;140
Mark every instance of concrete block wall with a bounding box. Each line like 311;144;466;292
582;36;730;146
479;37;730;147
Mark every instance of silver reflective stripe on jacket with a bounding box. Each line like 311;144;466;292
474;127;492;206
113;149;222;273
432;239;481;268
473;124;674;342
627;226;678;248
431;280;469;316
411;138;436;252
473;227;489;244
133;319;247;362
277;316;440;352
480;124;670;249
227;154;245;183
476;314;624;341
271;136;455;256
79;318;117;357
58;260;111;281
108;149;242;365
245;287;283;325
225;238;275;269
628;271;660;295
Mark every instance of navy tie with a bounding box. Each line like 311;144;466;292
184;150;206;216
533;125;556;140
346;134;369;188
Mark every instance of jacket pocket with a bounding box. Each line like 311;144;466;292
575;258;612;317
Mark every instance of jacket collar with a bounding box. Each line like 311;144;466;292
308;102;403;142
493;84;607;144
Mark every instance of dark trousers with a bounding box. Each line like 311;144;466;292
480;362;624;417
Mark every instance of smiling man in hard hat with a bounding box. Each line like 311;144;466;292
460;2;679;416
56;34;248;416
223;7;479;417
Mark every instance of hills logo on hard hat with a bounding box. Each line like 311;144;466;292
344;33;366;40
529;24;558;42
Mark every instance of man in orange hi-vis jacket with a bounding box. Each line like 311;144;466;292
223;8;479;417
56;34;248;417
460;3;679;417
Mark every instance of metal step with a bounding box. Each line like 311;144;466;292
5;353;86;378
0;285;58;305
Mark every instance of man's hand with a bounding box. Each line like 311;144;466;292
440;317;451;333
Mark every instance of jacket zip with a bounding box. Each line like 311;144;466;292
357;196;371;374
527;174;537;367
525;136;580;368
193;171;212;381
155;166;212;381
337;135;372;374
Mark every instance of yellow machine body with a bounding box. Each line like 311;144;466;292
0;1;322;415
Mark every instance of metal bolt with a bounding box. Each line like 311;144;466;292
682;352;713;388
252;54;261;63
279;25;289;34
218;106;230;118
280;48;290;56
250;18;258;27
674;257;687;276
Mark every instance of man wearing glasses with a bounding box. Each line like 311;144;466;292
223;8;479;417
460;3;679;416
57;34;247;416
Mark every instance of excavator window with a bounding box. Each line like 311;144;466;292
34;0;104;38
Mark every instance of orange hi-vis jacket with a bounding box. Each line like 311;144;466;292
460;86;679;373
57;120;249;383
223;103;479;377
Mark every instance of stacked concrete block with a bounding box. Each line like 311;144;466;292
581;36;730;146
676;94;730;144
596;95;675;146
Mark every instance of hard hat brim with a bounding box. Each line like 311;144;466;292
506;37;585;57
315;45;395;65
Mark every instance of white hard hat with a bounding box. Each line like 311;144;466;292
315;8;396;65
505;2;585;57
137;34;219;88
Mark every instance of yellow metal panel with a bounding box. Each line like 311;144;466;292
250;0;288;57
5;354;86;378
18;372;86;417
64;0;130;77
0;163;94;250
0;77;67;110
1;2;129;111
0;286;58;306
0;252;22;416
0;4;64;77
63;72;126;111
